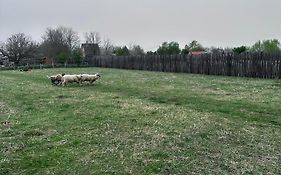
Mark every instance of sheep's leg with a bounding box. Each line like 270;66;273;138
53;80;58;85
74;79;82;86
57;80;62;86
51;80;56;85
57;81;62;86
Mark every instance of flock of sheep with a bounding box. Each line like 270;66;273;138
47;73;101;86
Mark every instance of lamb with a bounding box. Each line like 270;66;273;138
81;73;101;84
47;73;64;85
61;74;82;86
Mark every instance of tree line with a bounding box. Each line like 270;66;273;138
0;26;280;67
0;27;113;67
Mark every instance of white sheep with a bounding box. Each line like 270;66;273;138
61;74;82;86
47;73;64;85
81;73;101;84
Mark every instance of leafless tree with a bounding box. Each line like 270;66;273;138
209;47;224;55
60;27;80;51
41;26;80;62
101;38;114;55
129;44;145;56
84;32;101;45
0;42;4;58
188;40;205;52
0;33;37;67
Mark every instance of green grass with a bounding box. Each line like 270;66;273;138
0;68;281;174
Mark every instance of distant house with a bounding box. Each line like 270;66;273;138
81;43;100;57
81;43;100;64
42;57;54;65
190;51;208;55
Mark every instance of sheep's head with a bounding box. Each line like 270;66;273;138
95;73;101;78
56;74;63;81
48;76;56;81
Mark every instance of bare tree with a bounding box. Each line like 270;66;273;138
41;26;80;63
0;42;4;58
188;40;205;52
0;42;5;65
101;38;114;55
41;27;68;59
60;27;80;51
129;45;145;56
0;33;37;67
209;47;224;54
84;32;101;45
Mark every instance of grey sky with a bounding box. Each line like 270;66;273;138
1;0;281;51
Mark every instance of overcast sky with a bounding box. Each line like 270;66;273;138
0;0;281;51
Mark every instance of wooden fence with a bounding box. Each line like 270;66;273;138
87;53;281;78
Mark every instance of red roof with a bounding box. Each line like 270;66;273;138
190;51;208;55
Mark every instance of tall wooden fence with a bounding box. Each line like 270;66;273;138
87;53;281;78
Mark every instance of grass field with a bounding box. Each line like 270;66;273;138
0;68;281;174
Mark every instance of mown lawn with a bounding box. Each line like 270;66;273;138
0;68;281;174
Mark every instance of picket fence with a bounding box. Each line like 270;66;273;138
86;53;281;78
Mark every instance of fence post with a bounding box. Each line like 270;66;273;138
278;57;281;79
189;54;193;73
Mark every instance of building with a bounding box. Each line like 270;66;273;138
81;43;100;56
190;51;208;55
81;43;100;64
